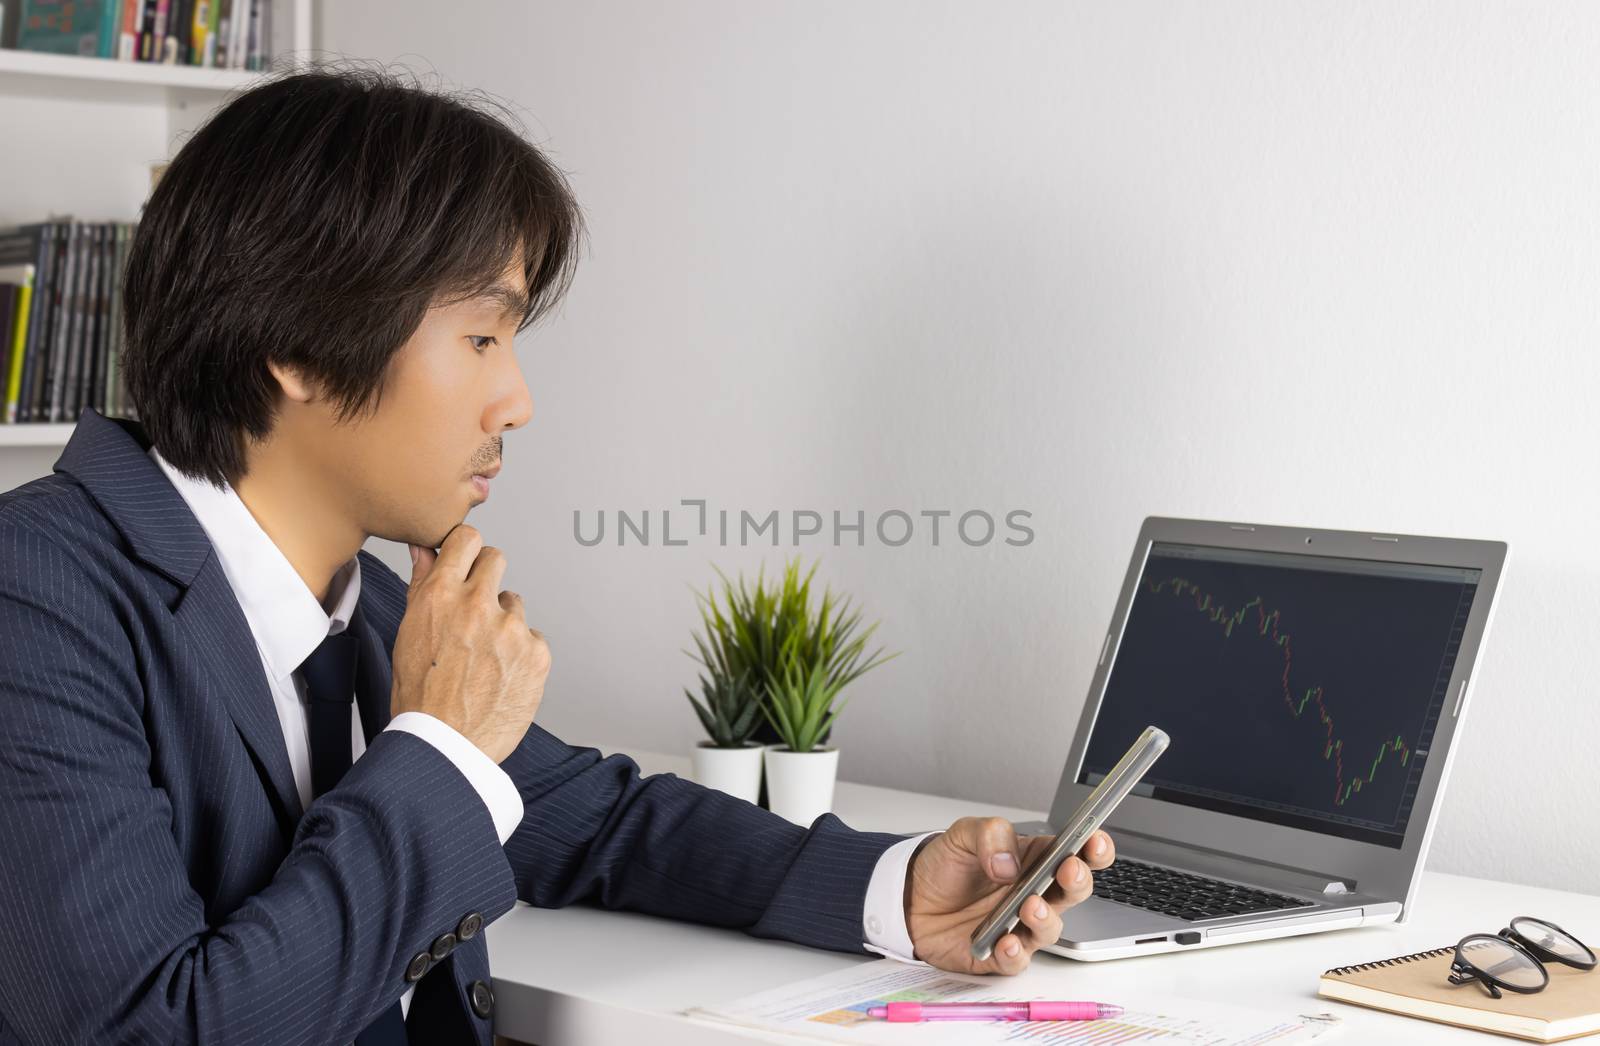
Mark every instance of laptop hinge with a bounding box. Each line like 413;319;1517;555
1322;880;1353;895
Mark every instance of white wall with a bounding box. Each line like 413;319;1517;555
316;0;1600;893
8;1;1593;894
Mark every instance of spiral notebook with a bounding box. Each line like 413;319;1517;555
1318;945;1600;1042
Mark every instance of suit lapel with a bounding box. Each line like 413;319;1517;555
56;409;305;833
350;603;393;744
173;557;305;830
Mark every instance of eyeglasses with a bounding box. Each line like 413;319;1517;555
1447;916;1596;999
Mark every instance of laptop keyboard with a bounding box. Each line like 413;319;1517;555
1091;858;1313;922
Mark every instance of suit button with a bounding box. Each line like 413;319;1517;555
469;979;494;1019
404;951;431;983
457;911;483;941
430;932;457;961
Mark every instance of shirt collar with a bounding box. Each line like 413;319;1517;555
148;447;362;682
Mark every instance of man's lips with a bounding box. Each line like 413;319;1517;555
469;463;499;503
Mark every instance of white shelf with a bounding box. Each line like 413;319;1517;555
0;49;264;102
0;423;75;448
0;48;260;89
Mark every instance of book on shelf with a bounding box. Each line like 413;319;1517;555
0;0;270;69
0;218;138;425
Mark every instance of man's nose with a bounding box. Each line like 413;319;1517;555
487;353;533;433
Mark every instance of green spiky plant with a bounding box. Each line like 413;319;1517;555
684;665;762;748
762;577;898;753
685;558;816;748
685;558;897;752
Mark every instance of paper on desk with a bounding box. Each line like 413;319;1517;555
687;960;1343;1045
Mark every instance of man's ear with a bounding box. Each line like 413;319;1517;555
267;360;317;404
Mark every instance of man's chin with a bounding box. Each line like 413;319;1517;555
375;515;469;554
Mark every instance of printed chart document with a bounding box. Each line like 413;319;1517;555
687;960;1343;1045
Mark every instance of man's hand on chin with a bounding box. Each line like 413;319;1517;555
903;817;1115;975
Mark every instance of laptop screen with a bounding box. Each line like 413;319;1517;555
1077;541;1481;849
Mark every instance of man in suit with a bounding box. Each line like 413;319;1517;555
0;68;1114;1045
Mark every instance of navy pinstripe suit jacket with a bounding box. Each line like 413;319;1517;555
0;409;902;1045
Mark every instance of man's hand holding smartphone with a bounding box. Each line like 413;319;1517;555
902;725;1167;975
901;820;1116;975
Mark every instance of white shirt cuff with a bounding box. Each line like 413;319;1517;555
384;712;525;845
861;831;939;965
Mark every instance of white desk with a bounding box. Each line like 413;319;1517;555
486;744;1599;1045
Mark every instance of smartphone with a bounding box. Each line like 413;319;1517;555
969;724;1170;962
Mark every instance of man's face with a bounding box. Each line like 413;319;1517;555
269;260;534;550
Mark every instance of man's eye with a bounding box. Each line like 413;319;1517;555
468;335;497;352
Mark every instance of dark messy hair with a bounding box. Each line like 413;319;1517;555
122;64;584;487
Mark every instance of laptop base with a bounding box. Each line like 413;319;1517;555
1049;898;1400;961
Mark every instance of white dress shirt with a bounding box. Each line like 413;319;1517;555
149;446;928;999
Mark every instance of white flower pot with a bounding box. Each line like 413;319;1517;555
690;741;764;804
763;745;840;826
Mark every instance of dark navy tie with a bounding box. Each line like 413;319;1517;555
299;630;409;1046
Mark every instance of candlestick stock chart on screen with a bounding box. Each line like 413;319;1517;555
1079;543;1480;848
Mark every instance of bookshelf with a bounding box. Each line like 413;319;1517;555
0;0;315;452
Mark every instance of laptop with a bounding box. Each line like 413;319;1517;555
1024;516;1507;961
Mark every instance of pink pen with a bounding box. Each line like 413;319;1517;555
866;1001;1123;1022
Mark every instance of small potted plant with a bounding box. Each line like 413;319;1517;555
684;666;764;803
683;568;783;803
760;564;898;826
